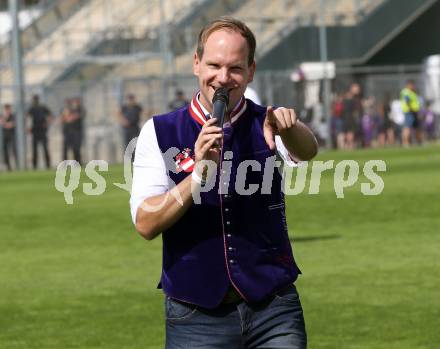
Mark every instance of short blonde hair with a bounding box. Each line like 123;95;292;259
196;17;256;66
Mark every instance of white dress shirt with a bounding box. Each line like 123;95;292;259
130;102;297;224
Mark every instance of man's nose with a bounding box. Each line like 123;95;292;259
217;68;231;85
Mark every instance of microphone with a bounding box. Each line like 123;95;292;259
212;87;229;128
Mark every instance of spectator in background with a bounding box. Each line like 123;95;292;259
332;92;345;149
61;99;82;164
168;89;189;110
351;83;364;146
70;97;86;150
421;100;437;141
119;94;143;149
361;96;376;148
0;104;17;171
390;98;405;145
400;80;421;146
342;83;362;149
27;95;52;169
377;92;394;146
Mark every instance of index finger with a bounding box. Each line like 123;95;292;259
266;106;275;117
204;118;218;127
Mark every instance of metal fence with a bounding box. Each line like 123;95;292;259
0;62;429;170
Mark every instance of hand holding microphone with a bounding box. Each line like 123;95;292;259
194;87;229;161
193;88;230;185
212;87;230;128
211;87;230;150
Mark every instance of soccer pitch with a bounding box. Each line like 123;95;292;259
1;145;439;348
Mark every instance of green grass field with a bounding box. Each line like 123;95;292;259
1;145;439;348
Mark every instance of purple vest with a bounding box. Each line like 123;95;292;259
153;100;300;308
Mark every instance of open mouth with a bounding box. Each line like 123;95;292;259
211;85;234;90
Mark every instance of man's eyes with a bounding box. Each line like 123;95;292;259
207;64;243;71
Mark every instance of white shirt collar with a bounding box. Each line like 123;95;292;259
188;91;247;126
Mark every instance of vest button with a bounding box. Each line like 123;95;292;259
227;234;232;238
229;259;235;264
226;221;230;225
225;208;229;212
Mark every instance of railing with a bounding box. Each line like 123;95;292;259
255;0;385;60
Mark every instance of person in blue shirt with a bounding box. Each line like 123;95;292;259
131;17;318;349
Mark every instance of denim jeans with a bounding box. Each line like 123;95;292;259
165;284;307;349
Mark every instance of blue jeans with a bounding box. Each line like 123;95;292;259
404;112;416;128
165;284;307;349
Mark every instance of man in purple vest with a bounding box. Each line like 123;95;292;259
130;17;318;349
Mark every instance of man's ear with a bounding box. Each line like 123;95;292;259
193;52;200;76
248;61;256;83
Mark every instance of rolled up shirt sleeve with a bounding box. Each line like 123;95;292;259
130;119;169;225
275;135;299;167
130;124;301;224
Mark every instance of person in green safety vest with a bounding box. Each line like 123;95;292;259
400;80;421;146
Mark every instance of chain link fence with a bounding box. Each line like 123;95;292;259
0;63;431;170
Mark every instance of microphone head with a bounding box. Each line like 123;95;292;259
212;87;230;106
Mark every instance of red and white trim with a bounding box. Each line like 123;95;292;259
189;95;207;125
188;92;247;126
228;97;246;125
